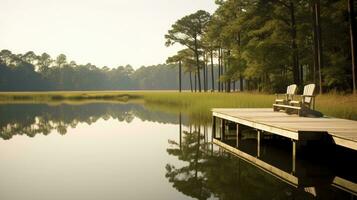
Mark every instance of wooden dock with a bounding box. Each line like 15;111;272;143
212;108;357;151
211;108;357;196
212;138;357;196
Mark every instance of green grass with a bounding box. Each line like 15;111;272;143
136;92;357;123
139;92;275;123
0;91;134;101
0;91;356;122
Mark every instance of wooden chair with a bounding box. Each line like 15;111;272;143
289;84;316;110
275;84;297;104
273;84;317;116
273;84;297;111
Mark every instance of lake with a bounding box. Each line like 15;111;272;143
0;103;356;199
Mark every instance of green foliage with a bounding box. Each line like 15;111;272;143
0;50;213;91
165;10;212;92
174;0;356;93
165;10;211;50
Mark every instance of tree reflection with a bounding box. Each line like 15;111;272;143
166;127;210;200
165;125;315;200
0;103;183;140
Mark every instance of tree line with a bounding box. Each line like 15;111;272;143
0;103;184;140
165;0;357;93
0;49;207;91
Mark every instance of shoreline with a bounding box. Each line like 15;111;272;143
0;91;356;121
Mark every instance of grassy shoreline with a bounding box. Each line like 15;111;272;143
0;91;356;121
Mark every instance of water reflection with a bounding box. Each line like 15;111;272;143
166;127;313;199
0;103;190;200
166;118;357;199
0;103;186;140
0;103;356;199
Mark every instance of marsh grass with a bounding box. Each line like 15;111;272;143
0;91;356;122
315;93;357;120
140;92;274;123
0;91;134;101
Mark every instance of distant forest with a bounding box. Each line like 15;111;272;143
0;50;216;91
1;0;356;93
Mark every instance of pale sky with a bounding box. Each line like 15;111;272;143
0;0;218;69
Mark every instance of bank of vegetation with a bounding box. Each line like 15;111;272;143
0;91;356;121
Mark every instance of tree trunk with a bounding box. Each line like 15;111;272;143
348;0;356;94
299;64;303;85
202;53;206;92
240;73;244;91
210;50;215;92
205;53;207;91
314;0;323;94
194;37;201;92
221;48;224;91
312;2;318;85
237;32;244;92
226;81;231;92
218;48;221;92
179;60;182;92
205;53;208;92
194;72;197;92
290;2;300;87
227;50;231;93
189;71;193;92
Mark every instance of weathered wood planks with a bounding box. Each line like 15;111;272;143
212;108;357;150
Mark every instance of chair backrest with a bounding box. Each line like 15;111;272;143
286;84;297;95
303;84;315;104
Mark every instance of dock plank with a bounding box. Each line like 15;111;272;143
212;108;357;150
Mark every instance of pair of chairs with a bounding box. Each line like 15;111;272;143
273;84;316;116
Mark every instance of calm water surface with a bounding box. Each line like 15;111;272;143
0;103;356;200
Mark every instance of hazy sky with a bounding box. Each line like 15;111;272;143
0;0;218;69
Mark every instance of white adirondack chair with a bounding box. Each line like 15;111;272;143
290;84;316;110
273;84;317;116
273;84;297;112
275;84;298;104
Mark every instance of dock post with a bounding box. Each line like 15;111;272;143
212;116;216;139
236;123;240;148
292;140;296;174
257;130;261;158
221;119;226;141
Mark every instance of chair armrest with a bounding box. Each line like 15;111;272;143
275;93;287;98
301;95;315;104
